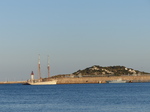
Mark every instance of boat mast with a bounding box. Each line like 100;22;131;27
47;55;50;78
38;54;41;79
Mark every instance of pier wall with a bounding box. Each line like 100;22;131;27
1;75;150;84
56;75;150;84
0;81;26;84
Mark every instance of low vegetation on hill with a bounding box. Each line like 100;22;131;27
52;65;149;78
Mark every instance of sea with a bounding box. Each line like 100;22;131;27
0;83;150;112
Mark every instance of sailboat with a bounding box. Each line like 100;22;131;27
26;79;57;85
25;55;57;85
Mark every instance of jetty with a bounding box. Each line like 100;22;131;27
0;81;26;84
55;75;150;84
1;75;150;85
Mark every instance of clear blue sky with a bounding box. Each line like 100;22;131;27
0;0;150;81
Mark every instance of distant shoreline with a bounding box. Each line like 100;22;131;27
1;75;150;85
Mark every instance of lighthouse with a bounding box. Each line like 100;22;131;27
31;71;34;82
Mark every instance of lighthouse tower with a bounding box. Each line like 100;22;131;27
31;71;34;82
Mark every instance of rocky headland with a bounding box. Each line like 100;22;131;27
50;65;150;84
52;65;149;78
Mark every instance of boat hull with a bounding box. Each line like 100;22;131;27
27;80;57;85
107;80;126;83
106;79;126;83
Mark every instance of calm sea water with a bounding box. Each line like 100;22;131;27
0;83;150;112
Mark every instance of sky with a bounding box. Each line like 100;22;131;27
0;0;150;81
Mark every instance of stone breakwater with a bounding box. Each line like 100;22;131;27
0;81;26;84
56;75;150;84
1;75;150;84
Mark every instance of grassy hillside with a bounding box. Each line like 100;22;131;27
52;65;149;78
